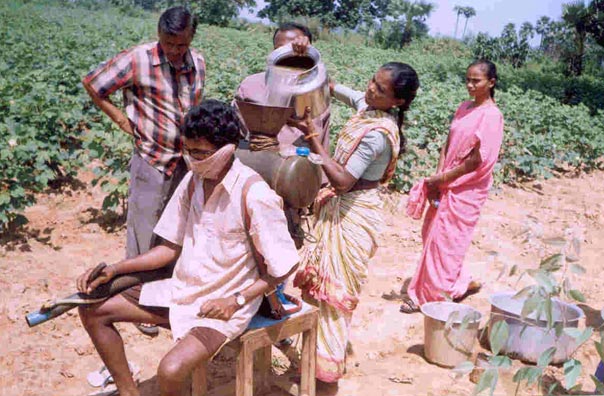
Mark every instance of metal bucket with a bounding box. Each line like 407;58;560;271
235;100;294;136
265;44;330;118
421;302;482;368
488;291;584;364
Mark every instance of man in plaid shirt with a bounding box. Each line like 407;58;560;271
83;7;205;262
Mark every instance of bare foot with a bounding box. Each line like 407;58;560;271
454;280;483;303
317;379;339;396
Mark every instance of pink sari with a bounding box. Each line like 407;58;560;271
407;101;504;305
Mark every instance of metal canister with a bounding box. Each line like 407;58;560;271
265;44;330;118
235;148;322;209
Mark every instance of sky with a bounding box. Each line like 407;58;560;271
240;0;569;42
427;0;566;39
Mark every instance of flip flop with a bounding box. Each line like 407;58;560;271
87;365;111;388
87;362;140;388
88;384;118;396
399;297;420;314
134;322;159;337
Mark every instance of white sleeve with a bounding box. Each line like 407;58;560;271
246;183;299;278
153;172;194;246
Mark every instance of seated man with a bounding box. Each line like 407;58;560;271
76;99;299;396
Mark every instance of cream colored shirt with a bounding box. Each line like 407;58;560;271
140;159;299;341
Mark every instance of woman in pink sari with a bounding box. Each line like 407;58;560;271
400;59;504;313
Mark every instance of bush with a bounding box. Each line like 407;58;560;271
1;0;603;230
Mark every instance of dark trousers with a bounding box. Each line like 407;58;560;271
125;153;187;259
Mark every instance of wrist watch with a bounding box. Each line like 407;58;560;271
234;292;246;308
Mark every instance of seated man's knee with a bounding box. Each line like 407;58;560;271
78;301;116;328
158;337;212;388
158;355;190;386
78;304;100;327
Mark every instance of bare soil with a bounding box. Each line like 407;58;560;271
2;170;603;396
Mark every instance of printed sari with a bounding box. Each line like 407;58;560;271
294;109;399;382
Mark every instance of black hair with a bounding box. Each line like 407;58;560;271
469;59;498;99
158;6;198;36
379;62;420;155
272;22;313;46
183;100;242;148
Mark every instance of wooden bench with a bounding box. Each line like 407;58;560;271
191;304;318;396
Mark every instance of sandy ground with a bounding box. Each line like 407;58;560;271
2;170;603;396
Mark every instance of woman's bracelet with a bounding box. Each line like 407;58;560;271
304;132;319;141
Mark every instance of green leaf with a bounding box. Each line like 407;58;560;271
489;320;509;355
458;314;472;334
513;286;533;300
489;355;512;369
563;327;582;339
569;263;586;275
562;278;571;294
537;347;556;367
452;360;475;376
521;295;540;319
0;192;10;205
547;382;559;396
563;359;582;390
554;323;564;338
445;310;460;331
513;366;542;386
532;270;555;293
568;289;586;303
590;375;604;394
539;254;563;272
576;327;594;345
474;368;498;396
544;298;553;329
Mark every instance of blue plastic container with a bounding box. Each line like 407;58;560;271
296;147;310;157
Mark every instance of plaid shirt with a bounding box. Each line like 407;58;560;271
83;42;205;175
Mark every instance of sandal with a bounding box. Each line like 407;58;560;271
134;322;159;337
87;361;140;388
399;297;420;314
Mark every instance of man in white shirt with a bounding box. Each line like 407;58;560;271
76;100;299;396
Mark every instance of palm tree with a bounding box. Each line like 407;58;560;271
390;0;435;47
563;0;591;76
453;5;463;38
535;15;552;50
461;6;476;38
586;0;604;46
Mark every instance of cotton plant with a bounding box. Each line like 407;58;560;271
451;219;604;395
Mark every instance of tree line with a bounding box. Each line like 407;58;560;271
472;0;603;77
